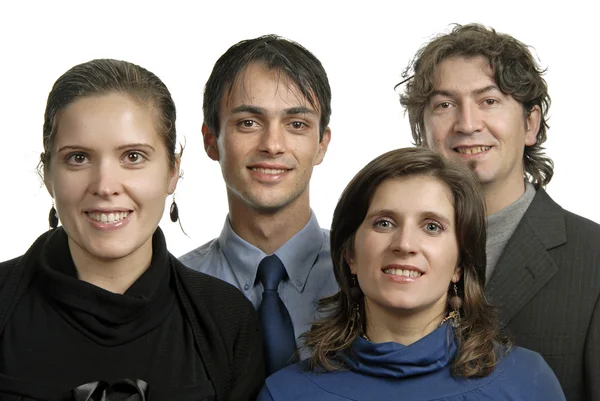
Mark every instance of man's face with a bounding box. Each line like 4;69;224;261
204;61;330;214
422;56;539;193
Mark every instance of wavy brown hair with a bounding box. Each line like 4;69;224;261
303;147;508;377
399;23;553;188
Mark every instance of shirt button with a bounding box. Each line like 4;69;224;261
295;279;302;286
243;284;250;291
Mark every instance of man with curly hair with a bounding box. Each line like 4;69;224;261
399;23;599;401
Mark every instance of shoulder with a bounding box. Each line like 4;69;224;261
173;255;252;312
0;256;22;289
178;237;221;270
262;363;326;400
492;346;565;400
528;190;600;253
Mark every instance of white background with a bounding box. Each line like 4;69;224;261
0;0;597;261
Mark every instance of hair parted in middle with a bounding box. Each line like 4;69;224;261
202;34;332;140
302;147;508;378
399;23;553;188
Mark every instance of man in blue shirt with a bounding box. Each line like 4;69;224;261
180;35;338;375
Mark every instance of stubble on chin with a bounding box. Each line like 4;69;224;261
467;160;477;172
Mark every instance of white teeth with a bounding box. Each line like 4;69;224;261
251;167;287;174
88;211;129;223
456;146;491;155
383;268;422;278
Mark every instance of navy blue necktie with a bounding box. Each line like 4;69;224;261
256;255;297;375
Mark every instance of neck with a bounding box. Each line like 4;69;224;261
363;297;447;345
483;176;526;215
68;236;153;294
227;192;311;254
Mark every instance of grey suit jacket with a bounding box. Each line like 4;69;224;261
487;188;600;401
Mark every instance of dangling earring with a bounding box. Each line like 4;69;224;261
348;274;368;340
48;202;58;230
446;283;463;326
169;194;179;222
169;194;188;237
349;274;361;299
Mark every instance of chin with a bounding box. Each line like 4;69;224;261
81;239;143;261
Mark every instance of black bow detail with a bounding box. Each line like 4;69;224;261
72;379;148;401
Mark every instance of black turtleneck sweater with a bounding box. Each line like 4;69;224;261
0;228;264;401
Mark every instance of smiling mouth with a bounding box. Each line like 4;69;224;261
383;268;423;278
454;146;491;155
86;211;131;224
249;167;289;174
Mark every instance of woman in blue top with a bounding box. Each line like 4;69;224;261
257;147;565;401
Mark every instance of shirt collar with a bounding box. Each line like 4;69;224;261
218;211;326;292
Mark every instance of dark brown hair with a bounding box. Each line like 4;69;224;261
203;34;331;139
399;23;553;188
303;147;507;377
40;58;178;173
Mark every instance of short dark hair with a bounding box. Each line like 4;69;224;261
41;59;178;173
203;34;331;140
399;23;553;188
304;147;507;377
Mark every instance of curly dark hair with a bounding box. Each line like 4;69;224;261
399;23;553;188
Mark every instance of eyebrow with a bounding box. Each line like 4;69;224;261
230;104;317;117
366;208;452;226
430;84;501;99
57;143;156;153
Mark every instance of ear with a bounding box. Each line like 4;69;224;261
43;165;53;198
202;123;220;161
452;265;462;283
167;154;181;195
524;105;541;147
314;127;331;166
345;249;357;275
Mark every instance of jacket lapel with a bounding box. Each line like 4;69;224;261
486;189;566;328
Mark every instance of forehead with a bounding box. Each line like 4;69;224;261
53;93;160;147
369;176;455;216
432;55;496;92
221;62;318;113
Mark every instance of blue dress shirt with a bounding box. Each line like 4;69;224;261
179;212;339;346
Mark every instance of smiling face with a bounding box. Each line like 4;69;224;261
347;176;461;320
203;61;330;215
44;92;179;263
422;56;540;197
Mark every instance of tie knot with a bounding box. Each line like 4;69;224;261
257;255;287;291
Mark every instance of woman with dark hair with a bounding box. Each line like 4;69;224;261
258;147;564;400
0;59;264;401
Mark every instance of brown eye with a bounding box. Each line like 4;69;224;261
66;153;88;165
123;151;145;165
291;121;306;129
239;120;257;128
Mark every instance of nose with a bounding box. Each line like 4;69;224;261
89;160;122;198
258;123;286;156
454;101;483;135
390;225;418;255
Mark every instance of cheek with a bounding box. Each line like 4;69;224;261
49;172;85;207
352;232;382;273
423;118;450;149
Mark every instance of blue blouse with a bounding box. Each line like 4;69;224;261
257;323;565;401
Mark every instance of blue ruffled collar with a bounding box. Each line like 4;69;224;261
342;322;457;378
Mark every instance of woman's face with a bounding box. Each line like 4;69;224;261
44;92;179;263
348;176;461;320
